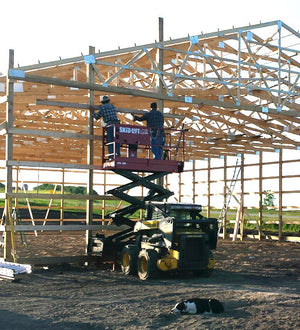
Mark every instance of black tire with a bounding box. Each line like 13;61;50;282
137;249;159;280
193;268;213;277
193;251;214;277
120;245;139;275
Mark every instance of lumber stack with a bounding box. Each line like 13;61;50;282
0;260;32;281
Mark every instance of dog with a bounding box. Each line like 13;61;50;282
172;298;224;315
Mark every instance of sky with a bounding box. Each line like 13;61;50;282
1;0;299;207
1;0;299;73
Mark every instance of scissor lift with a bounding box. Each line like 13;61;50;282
103;124;185;222
89;124;185;256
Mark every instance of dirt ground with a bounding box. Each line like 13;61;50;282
0;234;299;330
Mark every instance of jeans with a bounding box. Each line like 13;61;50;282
151;129;164;160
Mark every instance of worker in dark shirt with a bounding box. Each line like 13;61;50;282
133;102;164;159
93;95;120;159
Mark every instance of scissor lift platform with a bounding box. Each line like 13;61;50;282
101;124;185;173
103;157;184;173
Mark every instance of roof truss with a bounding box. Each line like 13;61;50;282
1;20;299;164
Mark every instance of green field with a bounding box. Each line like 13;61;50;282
1;187;299;233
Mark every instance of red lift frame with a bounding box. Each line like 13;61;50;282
101;124;185;173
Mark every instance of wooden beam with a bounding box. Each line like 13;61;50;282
7;160;102;170
1;224;129;232
9;128;102;140
9;71;300;117
35;99;184;119
2;192;119;201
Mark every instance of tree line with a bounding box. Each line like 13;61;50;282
33;184;98;195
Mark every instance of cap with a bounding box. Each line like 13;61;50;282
150;102;157;109
101;95;110;103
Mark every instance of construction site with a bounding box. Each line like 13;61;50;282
0;18;299;329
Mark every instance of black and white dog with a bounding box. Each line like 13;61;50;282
172;298;224;315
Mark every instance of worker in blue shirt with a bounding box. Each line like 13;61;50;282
133;102;164;159
93;96;120;159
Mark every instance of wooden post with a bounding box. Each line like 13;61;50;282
278;149;283;241
86;46;95;254
237;30;241;105
4;49;15;261
178;172;182;203
102;170;107;224
222;156;227;239
207;158;211;218
158;17;164;187
233;203;241;241
158;17;164;111
60;168;65;226
258;151;263;240
240;207;245;241
15;166;19;209
278;22;282;108
240;154;245;240
192;160;196;204
233;204;245;242
277;23;283;242
6;50;14;195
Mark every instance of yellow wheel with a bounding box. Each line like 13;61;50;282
123;252;130;267
137;249;158;280
139;255;148;274
120;245;139;275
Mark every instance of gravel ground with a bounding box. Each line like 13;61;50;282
0;234;299;329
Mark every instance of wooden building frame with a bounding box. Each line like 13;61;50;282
0;19;299;261
170;151;300;242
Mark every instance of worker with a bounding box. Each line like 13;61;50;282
93;95;120;159
133;102;164;159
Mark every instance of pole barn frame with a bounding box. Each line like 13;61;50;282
180;151;300;242
0;19;299;262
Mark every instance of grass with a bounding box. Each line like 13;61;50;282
1;189;299;233
207;208;300;233
0;189;136;217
